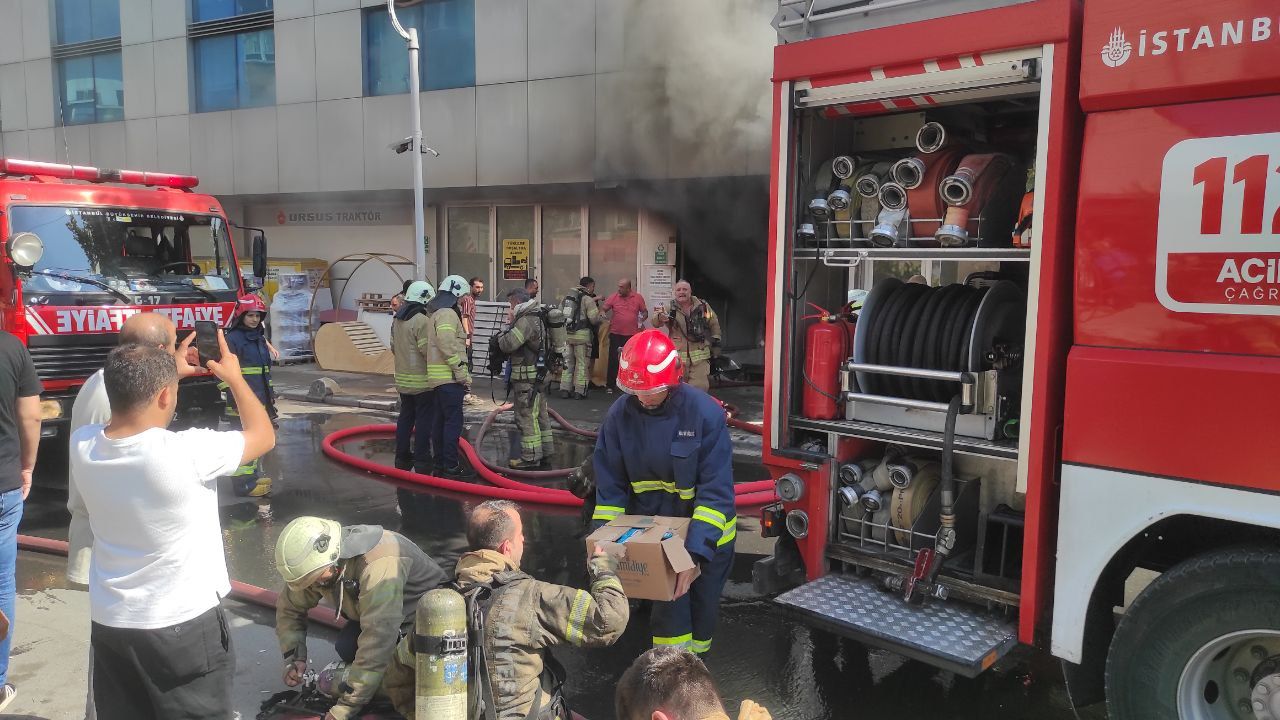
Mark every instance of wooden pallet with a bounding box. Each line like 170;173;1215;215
314;321;393;375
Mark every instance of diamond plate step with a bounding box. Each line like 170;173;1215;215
775;573;1018;677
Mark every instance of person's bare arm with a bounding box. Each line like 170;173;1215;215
16;395;40;499
206;331;275;463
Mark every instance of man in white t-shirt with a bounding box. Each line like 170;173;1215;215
67;312;184;720
70;331;275;719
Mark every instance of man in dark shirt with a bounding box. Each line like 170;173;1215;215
0;331;43;710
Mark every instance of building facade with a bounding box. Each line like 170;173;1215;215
0;0;771;344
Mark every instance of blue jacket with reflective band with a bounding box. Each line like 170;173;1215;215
225;325;273;408
591;384;736;565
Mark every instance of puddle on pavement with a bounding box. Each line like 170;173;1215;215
16;409;1080;720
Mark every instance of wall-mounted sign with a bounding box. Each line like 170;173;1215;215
654;242;677;265
247;204;413;227
502;238;530;280
645;264;675;307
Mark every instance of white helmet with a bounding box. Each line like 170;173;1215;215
405;280;435;304
439;274;468;298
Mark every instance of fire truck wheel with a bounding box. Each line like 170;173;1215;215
1105;547;1280;720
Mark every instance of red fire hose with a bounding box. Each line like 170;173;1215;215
16;535;346;630
323;425;776;507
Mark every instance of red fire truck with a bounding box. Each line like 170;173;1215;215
0;158;266;438
754;0;1280;716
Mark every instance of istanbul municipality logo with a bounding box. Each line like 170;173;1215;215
1101;27;1133;67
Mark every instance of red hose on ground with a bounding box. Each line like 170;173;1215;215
16;535;346;630
474;405;576;480
325;425;776;507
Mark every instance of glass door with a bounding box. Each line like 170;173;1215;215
541;206;584;304
447;206;492;298
496;206;536;297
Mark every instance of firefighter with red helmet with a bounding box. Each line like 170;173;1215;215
224;294;279;496
591;329;736;655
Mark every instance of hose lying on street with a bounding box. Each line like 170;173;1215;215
323;425;777;507
15;534;347;630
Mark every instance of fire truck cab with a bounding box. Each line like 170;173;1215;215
756;0;1280;717
0;158;267;439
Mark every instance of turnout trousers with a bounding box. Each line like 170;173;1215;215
650;540;734;655
512;380;553;462
559;343;591;395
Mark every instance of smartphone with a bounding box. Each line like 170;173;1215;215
194;321;222;366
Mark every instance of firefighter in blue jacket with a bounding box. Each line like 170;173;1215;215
591;328;736;655
224;294;279;497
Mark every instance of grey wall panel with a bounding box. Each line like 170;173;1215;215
277;103;320;192
152;39;190;116
0;6;25;65
595;0;624;73
20;0;50;61
27;127;55;161
122;44;156;119
475;82;527;187
361;94;408;190
316;98;364;191
421;86;476;188
313;10;362;101
474;0;527;86
275;17;317;105
89;121;127;170
360;0;382;6
24;59;54;129
155;115;190;173
527;0;593;80
528;75;593;184
57;124;92;164
1;131;28;158
189;111;234;194
233;107;280;194
275;0;314;20
152;0;187;41
0;64;27;132
125;118;159;169
315;0;359;13
120;0;154;45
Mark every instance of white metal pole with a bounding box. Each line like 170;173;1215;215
388;1;427;280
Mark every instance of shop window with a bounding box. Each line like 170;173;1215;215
588;208;639;292
363;1;476;96
541;207;583;306
447;206;491;300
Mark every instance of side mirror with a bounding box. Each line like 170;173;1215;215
6;232;44;271
251;231;267;279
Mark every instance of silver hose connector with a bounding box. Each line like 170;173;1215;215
832;155;856;180
916;122;948;153
890;157;926;190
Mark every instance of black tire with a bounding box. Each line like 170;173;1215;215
1105;547;1280;719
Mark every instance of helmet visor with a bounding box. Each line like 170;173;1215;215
617;377;679;397
287;563;334;590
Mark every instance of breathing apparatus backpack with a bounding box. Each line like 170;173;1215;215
561;292;583;333
670;301;710;343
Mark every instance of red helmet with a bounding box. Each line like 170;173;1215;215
617;329;683;396
236;294;267;318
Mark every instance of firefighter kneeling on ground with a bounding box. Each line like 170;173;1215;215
274;516;449;720
652;281;722;392
384;499;629;720
497;288;554;470
592;329;736;655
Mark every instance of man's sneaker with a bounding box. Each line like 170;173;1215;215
560;390;572;400
248;478;272;498
437;463;476;480
0;683;17;711
393;455;414;471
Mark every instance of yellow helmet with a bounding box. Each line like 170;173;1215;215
275;516;342;588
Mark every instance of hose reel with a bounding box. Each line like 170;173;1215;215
845;277;1026;440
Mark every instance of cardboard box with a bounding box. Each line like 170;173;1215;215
586;515;700;601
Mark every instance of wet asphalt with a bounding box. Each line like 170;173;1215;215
18;403;1091;720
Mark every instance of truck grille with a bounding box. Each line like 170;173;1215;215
27;338;114;382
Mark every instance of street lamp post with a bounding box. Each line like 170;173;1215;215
387;0;427;280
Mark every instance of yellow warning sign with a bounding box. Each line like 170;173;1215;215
502;238;529;280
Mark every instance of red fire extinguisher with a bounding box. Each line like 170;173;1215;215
802;305;853;420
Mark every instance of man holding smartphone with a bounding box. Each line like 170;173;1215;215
70;330;276;719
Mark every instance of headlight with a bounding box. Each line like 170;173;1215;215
7;232;44;269
39;399;63;420
785;510;809;539
775;473;805;503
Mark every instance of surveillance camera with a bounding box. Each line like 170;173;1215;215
390;138;413;154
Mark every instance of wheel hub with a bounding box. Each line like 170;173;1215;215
1252;672;1280;720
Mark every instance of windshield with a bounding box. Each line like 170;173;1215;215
9;205;238;296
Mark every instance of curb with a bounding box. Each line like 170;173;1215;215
279;390;398;412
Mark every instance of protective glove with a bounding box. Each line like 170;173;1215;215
587;549;619;578
737;700;772;720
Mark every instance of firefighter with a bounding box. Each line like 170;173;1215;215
496;288;553;470
652;280;722;392
383;500;629;719
224;294;279;497
423;274;473;478
592;329;736;655
390;280;436;474
559;275;602;400
274;516;449;720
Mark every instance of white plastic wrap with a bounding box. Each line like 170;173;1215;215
270;273;315;360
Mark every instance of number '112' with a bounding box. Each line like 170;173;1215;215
1192;155;1280;235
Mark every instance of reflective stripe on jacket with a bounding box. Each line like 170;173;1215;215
391;311;433;394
